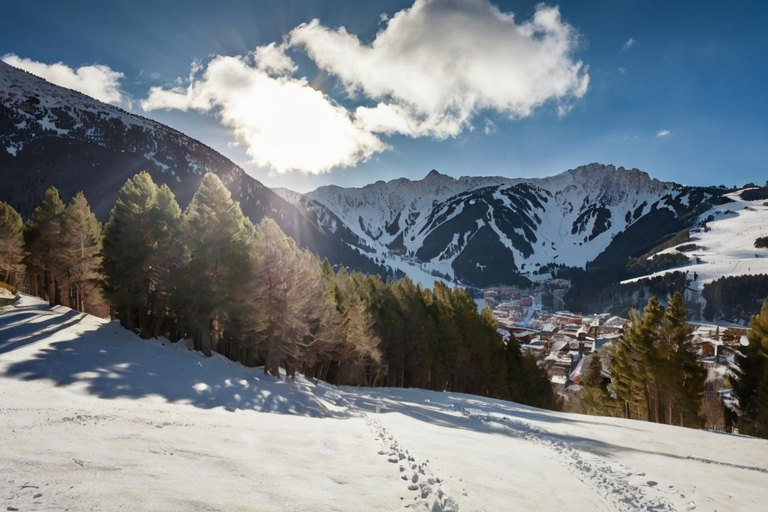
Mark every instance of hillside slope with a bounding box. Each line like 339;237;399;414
0;61;386;276
2;295;768;511
623;188;768;289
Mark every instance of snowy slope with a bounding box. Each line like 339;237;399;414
304;164;712;288
2;295;768;511
623;188;768;289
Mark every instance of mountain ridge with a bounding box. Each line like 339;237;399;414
300;162;707;290
0;60;388;277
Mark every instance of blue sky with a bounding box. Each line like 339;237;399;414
2;0;767;192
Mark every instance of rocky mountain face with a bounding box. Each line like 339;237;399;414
0;61;386;276
299;164;720;291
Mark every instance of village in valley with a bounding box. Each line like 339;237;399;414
483;282;747;428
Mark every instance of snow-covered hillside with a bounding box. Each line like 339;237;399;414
624;188;768;289
304;164;712;288
2;295;768;511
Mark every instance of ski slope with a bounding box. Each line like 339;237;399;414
623;189;768;290
2;295;768;511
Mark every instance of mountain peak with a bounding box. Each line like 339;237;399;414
423;169;451;181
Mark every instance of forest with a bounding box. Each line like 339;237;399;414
0;171;556;409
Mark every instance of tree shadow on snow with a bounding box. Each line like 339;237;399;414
0;307;349;419
0;308;85;354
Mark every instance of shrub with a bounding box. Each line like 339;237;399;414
756;237;768;249
0;281;17;294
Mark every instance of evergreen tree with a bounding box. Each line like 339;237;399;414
662;291;705;426
145;184;183;337
102;172;180;338
178;173;253;355
733;300;768;437
331;269;382;385
300;258;346;382
611;297;664;420
60;192;103;314
580;351;621;416
243;218;320;377
0;201;25;286
24;187;66;305
584;352;604;388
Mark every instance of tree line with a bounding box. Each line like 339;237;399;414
0;172;556;409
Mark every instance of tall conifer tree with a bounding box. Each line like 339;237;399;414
179;173;253;355
0;202;25;286
24;187;66;305
733;300;768;437
60;192;102;313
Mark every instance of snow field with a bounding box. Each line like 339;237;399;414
2;295;768;511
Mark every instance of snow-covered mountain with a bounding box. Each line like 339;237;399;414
3;294;768;511
624;187;768;289
300;164;718;288
0;60;385;276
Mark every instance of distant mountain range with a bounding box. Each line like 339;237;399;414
277;164;728;291
3;60;765;317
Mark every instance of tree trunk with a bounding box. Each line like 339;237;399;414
200;318;212;356
138;307;148;339
211;316;220;354
125;304;134;331
151;316;164;339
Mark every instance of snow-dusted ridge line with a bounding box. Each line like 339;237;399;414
298;163;701;289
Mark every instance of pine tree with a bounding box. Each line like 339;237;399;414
580;351;621;416
733;300;768;437
60;192;103;314
178;173;253;355
243;218;318;377
584;353;604;388
611;297;664;420
102;172;160;334
145;184;183;337
24;187;66;305
662;291;705;426
0;202;25;286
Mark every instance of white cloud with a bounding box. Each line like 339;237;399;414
141;52;386;174
657;129;670;137
289;0;589;138
141;0;590;174
2;53;128;105
618;67;627;74
253;43;297;76
623;37;636;50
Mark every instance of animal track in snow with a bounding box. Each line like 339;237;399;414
366;416;459;511
455;405;676;512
